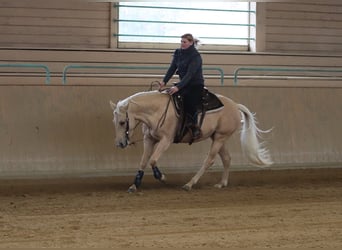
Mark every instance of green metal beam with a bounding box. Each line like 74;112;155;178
233;67;342;85
114;19;255;27
114;3;255;14
0;63;51;84
62;64;224;85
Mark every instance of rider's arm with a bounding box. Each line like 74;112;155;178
162;50;178;84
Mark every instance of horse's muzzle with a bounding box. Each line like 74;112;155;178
116;141;128;148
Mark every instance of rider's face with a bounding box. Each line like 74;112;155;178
180;38;193;50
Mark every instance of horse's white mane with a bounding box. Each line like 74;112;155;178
117;91;160;113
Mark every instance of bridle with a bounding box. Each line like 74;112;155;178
124;112;130;143
123;112;142;145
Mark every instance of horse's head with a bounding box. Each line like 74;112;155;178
110;100;134;148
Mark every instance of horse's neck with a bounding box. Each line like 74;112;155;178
129;93;171;125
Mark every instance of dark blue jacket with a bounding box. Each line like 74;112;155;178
163;44;204;91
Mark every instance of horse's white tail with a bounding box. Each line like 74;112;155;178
238;104;273;167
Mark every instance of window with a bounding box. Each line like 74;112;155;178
113;2;255;51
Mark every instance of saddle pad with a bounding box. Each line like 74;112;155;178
202;89;224;112
172;89;224;116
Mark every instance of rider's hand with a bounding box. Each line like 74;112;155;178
167;86;179;95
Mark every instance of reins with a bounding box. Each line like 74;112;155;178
150;80;172;129
149;80;161;91
157;95;172;129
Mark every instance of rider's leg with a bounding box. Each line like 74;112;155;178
183;86;203;140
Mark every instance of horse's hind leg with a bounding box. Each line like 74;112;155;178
183;138;225;191
214;143;231;188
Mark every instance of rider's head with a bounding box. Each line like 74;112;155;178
180;33;200;50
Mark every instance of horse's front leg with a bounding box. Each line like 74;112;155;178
149;137;172;183
128;134;156;193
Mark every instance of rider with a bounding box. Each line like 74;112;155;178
159;33;204;141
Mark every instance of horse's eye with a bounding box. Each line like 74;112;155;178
119;121;126;126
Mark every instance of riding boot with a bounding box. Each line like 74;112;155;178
185;112;201;144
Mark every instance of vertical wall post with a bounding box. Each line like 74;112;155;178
110;2;118;49
250;2;266;52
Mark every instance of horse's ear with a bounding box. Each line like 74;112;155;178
109;100;116;110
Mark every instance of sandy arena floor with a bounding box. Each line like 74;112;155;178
0;168;341;248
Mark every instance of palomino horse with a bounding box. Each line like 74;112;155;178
110;90;272;192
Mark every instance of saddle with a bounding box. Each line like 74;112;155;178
172;88;224;143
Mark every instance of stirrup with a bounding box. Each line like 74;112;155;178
188;125;202;145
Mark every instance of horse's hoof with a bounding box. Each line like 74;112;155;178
127;184;137;193
160;174;167;183
182;184;192;191
214;183;227;189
